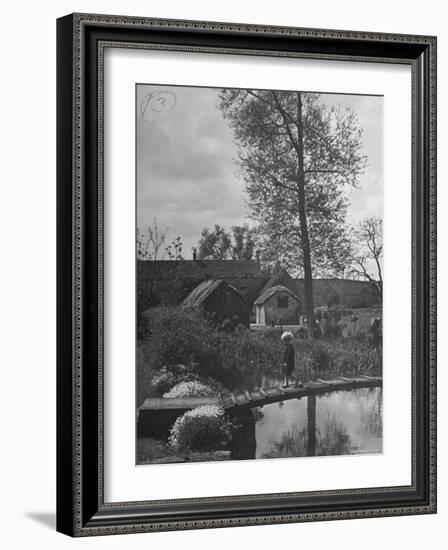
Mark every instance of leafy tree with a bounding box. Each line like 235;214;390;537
198;224;231;260
198;224;255;260
230;224;255;260
349;216;383;299
217;89;366;325
165;236;184;261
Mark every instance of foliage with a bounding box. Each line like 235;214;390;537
149;364;223;397
165;236;184;260
300;338;382;379
141;307;218;372
198;224;231;260
231;224;256;260
139;306;232;396
138;307;382;402
140;306;279;387
197;223;256;260
137;218;184;261
215;327;284;377
151;365;195;396
168;405;232;452
217;90;367;279
163;381;216;398
226;331;382;382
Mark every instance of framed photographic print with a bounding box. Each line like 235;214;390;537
56;13;437;536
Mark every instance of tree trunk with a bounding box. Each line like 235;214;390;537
296;92;315;328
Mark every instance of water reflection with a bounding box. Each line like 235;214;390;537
231;387;382;460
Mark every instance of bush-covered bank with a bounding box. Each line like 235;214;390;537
137;306;382;406
136;306;382;463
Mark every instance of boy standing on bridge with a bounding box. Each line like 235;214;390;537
281;332;303;387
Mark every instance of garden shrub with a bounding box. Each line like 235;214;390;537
140;306;285;390
141;306;217;367
150;365;225;396
143;307;249;385
150;364;200;395
163;381;216;398
168;405;232;452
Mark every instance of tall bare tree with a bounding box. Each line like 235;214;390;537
217;89;366;326
137;217;169;261
137;218;184;315
350;216;383;299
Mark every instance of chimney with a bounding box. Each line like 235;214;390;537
192;247;197;261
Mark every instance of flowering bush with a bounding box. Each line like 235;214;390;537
151;364;200;395
168;405;232;452
163;381;216;398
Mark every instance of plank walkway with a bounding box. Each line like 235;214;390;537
220;375;382;411
140;396;219;411
139;375;382;419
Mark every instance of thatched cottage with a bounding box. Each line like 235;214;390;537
181;279;250;327
254;285;302;326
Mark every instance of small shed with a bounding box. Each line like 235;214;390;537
181;279;250;327
254;285;302;326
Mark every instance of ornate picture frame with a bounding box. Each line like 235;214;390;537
57;13;436;536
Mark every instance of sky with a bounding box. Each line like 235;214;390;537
136;84;383;260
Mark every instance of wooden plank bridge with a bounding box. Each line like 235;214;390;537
220;375;382;410
138;375;382;437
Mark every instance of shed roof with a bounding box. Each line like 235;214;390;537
254;285;301;305
181;279;246;309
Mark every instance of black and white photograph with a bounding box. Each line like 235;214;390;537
1;0;441;544
136;83;384;465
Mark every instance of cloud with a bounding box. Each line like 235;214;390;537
137;85;383;257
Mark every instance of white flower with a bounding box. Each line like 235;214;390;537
163;381;215;398
187;404;224;418
168;404;226;450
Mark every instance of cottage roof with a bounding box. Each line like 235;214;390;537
261;268;298;295
254;284;301;305
181;279;246;309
